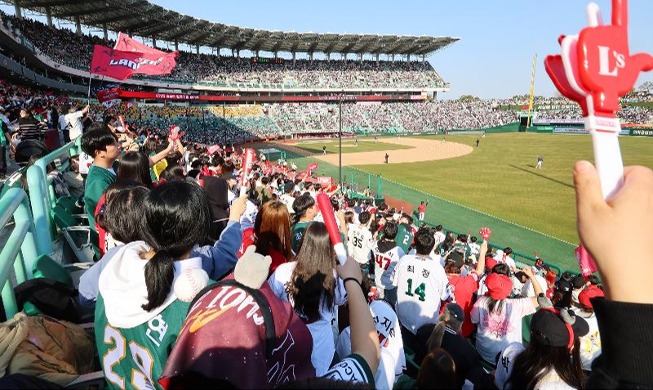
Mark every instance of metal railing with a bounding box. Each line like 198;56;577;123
0;188;39;319
26;141;79;255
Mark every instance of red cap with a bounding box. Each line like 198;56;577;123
578;284;604;309
486;273;512;300
485;257;497;270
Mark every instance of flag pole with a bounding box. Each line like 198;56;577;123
87;73;93;105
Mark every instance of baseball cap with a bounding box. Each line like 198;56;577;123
530;308;589;349
485;273;512;300
159;277;315;389
444;303;464;322
484;256;497;270
578;284;605;309
555;279;573;294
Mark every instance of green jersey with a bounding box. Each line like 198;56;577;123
395;224;414;253
84;164;116;231
95;293;189;390
291;221;312;254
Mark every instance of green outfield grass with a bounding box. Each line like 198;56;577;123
354;133;653;245
294;139;411;154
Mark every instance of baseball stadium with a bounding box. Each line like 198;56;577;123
0;0;652;388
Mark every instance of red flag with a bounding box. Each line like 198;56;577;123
114;32;177;73
90;45;176;80
97;87;120;103
307;162;318;172
91;45;143;80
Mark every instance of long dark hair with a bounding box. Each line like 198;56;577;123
285;222;336;322
508;338;584;389
117;151;153;188
140;181;210;311
417;348;457;389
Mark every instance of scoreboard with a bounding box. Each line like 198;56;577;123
250;57;285;64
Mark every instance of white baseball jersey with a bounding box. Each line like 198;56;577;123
348;224;375;265
373;243;404;291
392;254;451;334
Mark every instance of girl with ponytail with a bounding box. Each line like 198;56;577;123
94;181;211;390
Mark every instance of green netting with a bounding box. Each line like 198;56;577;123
283;150;576;274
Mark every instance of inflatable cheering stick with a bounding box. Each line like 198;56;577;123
168;124;185;141
545;0;653;275
316;193;347;265
239;148;256;197
479;227;492;242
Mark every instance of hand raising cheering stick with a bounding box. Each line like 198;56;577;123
546;0;652;199
168;124;185;141
545;0;652;276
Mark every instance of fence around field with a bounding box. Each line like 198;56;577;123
285;149;577;274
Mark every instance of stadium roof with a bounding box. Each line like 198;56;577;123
7;0;459;56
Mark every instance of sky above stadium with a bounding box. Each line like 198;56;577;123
151;0;653;100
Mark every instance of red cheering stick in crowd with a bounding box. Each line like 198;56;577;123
239;148;256;197
206;145;221;155
479;227;492;241
168;124;185;141
575;244;598;277
117;115;127;131
316;193;347;265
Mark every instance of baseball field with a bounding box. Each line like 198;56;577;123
271;132;653;272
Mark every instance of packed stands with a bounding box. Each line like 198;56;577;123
1;12;445;89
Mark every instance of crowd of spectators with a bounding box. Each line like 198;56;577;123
1;12;444;89
2;116;652;388
1;72;653;389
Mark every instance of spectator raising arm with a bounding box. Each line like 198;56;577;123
475;239;488;276
148;138;175;167
337;257;380;375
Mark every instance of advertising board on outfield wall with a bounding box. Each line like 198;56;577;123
553;127;630;136
630;129;653;137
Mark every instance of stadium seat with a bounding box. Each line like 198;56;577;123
52;204;99;264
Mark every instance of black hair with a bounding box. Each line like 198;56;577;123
81;123;118;156
140;181;211;311
104;185;149;243
160;165;186;182
382;221;399;240
492;263;511;276
117;151;153;187
328;197;338;212
402;213;413;225
292;193;315;225
508;337;584;389
415;229;435;255
358;211;371;225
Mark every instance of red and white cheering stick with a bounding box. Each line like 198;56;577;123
239;148;256;197
168;124;185;141
545;0;653;275
479;227;492;242
317;193;347;265
118;115;127;131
